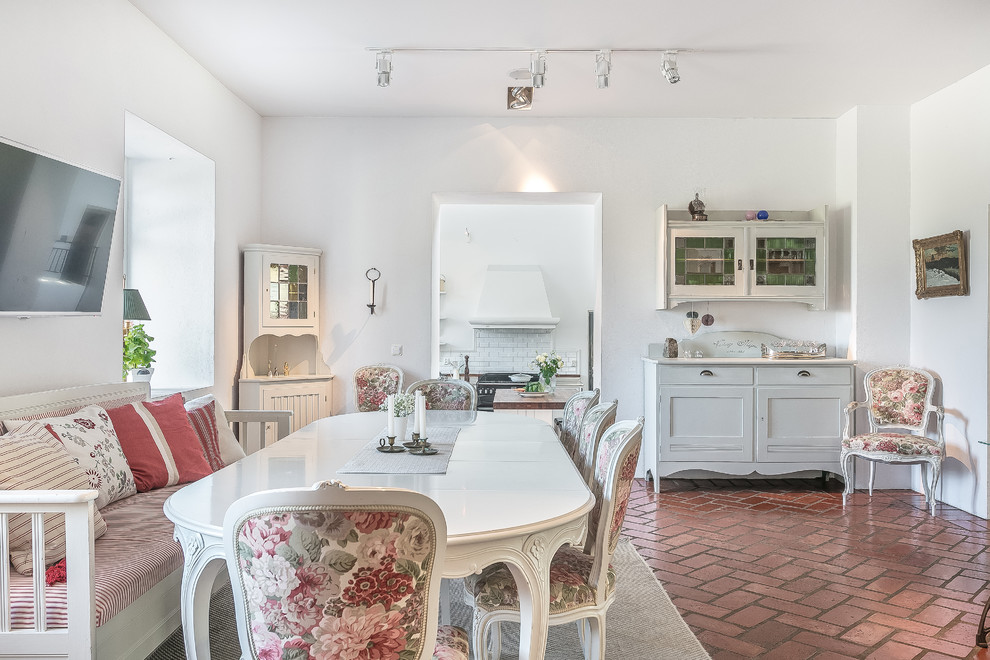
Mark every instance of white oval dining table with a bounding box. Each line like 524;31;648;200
164;410;594;660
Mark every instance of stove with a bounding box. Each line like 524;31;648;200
476;372;538;411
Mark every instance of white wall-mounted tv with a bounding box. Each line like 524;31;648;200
0;137;121;316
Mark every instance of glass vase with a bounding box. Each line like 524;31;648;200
540;373;557;394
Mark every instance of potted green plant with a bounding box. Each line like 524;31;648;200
123;323;157;382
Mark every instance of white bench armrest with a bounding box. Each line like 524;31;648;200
223;409;293;444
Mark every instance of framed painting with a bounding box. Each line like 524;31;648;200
912;230;968;299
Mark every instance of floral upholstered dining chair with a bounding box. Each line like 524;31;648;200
223;480;469;660
840;366;945;515
574;400;618;487
558;388;600;461
465;418;643;660
354;363;404;412
407;378;477;411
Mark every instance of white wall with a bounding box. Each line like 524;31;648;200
835;106;914;491
262;117;837;418
910;65;990;518
0;0;262;404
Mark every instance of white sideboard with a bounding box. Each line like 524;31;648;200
641;333;854;491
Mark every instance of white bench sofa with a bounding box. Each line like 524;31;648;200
0;382;290;660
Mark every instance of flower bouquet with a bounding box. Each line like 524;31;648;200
380;392;415;417
532;351;565;392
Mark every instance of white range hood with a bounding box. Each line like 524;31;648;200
469;265;560;329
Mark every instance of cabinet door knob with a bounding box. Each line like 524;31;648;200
797;370;812;377
749;258;755;270
700;369;714;376
737;259;743;271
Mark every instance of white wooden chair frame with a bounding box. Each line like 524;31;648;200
470;419;643;660
840;367;945;515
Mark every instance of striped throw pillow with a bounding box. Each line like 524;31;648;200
184;397;224;471
0;422;108;575
108;394;213;492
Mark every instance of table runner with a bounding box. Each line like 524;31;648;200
336;425;461;474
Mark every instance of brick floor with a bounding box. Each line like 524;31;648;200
623;478;990;659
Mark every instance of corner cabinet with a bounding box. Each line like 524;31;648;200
641;356;854;490
239;244;333;453
656;205;828;310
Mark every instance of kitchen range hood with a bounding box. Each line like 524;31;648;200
470;265;560;329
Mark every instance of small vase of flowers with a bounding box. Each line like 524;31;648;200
533;351;564;393
380;392;415;438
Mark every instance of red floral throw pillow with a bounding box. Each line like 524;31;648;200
108;393;213;491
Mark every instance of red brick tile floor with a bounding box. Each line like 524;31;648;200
623;477;990;659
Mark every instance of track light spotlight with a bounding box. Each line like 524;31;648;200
530;50;547;88
595;49;611;89
661;50;680;84
376;50;392;87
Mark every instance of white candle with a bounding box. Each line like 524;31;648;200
410;392;418;434
386;394;395;436
418;394;427;437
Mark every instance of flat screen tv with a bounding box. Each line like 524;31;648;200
0;137;121;316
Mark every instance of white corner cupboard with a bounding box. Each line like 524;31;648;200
656;205;828;310
239;244;333;453
641;356;855;490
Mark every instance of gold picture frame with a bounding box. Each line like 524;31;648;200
912;230;968;299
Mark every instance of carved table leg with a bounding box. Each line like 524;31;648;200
174;526;225;660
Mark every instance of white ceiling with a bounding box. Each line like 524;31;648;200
128;0;990;119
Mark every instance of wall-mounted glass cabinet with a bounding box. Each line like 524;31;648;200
657;206;828;310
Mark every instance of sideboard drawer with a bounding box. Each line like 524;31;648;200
757;366;852;386
660;366;753;385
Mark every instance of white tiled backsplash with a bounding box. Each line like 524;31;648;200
440;328;580;375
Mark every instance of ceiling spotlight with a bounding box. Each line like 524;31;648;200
661;50;680;84
376;50;392;87
530;50;547;88
507;86;533;110
595;49;611;89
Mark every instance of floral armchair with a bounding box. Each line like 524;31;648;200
406;378;477;411
354;364;404;412
223;480;469;660
558;388;600;461
840;366;945;515
465;418;643;660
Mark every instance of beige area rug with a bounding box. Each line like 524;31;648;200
147;539;710;660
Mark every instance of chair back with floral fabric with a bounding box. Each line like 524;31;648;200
574;400;617;486
583;418;643;585
559;388;600;460
354;364;404;412
223;480;448;660
406;378;477;411
863;367;937;431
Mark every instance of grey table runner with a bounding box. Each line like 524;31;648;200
336;425;461;474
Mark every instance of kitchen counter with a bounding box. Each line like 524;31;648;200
493;387;581;426
493;388;578;410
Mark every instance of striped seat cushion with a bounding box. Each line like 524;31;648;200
7;484;185;629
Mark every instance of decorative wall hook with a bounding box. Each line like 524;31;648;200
366;267;381;314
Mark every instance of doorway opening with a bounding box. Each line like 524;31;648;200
432;192;602;390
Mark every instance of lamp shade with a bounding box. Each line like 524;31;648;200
122;289;151;321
